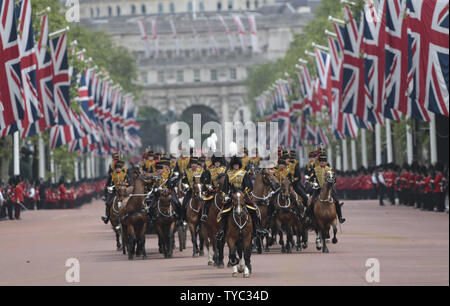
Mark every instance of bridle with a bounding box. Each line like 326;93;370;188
232;191;249;231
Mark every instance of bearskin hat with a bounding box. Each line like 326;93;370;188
158;157;170;167
318;151;327;162
212;154;224;165
114;159;125;169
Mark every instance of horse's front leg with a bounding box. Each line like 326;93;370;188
322;227;329;253
169;221;175;258
315;229;322;251
115;228;122;251
189;222;199;257
229;243;239;277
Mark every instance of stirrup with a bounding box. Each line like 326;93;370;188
200;214;208;222
101;216;109;224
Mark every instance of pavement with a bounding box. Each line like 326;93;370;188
0;199;448;286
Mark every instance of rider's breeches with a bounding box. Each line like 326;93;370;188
293;181;308;205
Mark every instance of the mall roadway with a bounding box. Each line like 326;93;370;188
0;199;448;286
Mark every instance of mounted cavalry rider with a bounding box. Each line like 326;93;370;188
102;159;130;224
147;156;182;222
200;153;227;222
273;156;303;217
305;150;346;226
140;149;156;173
287;150;309;206
180;157;210;221
216;155;266;241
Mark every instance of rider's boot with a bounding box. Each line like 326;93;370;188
200;201;210;222
101;204;110;224
334;200;346;224
304;199;314;226
216;212;228;241
249;209;266;236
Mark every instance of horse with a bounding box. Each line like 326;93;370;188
153;187;177;258
109;183;129;251
200;174;226;267
120;166;150;260
226;189;253;278
311;170;339;253
185;182;205;257
273;177;303;253
249;169;279;253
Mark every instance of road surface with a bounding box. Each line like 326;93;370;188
0;199;448;286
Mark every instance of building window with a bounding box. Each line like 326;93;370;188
194;70;201;82
228;0;233;10
142;4;146;14
177;70;184;83
199;2;205;11
246;1;250;9
167;50;172;58
142;73;148;84
158;3;164;13
90;8;94;17
116;6;121;16
96;7;100;16
211;69;218;81
188;2;193;12
170;3;175;13
131;5;136;15
230;68;237;80
217;1;222;11
254;0;259;8
158;71;165;83
107;6;111;16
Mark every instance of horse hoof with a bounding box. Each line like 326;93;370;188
244;274;250;278
332;238;338;244
288;249;292;254
218;263;224;269
193;253;199;258
116;247;122;251
227;261;232;268
323;248;329;253
265;248;270;252
296;247;302;252
232;272;238;277
302;243;308;249
143;255;147;260
199;251;204;256
208;261;213;266
281;248;286;253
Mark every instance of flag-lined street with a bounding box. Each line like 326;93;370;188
0;199;448;286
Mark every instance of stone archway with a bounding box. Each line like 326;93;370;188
138;107;167;152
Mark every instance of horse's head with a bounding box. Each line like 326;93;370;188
158;187;172;203
260;169;280;191
116;183;128;200
231;189;246;217
280;177;292;202
193;182;203;200
325;170;336;187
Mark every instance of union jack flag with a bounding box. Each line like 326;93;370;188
340;6;380;125
406;0;449;120
384;0;409;118
50;33;71;126
0;0;23;131
362;0;396;122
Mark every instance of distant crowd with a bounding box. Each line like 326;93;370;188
0;176;105;220
334;161;449;212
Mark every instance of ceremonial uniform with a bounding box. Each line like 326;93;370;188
180;158;209;221
216;156;266;240
306;152;345;225
200;154;226;221
102;159;129;224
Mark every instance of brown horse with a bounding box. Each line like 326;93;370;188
200;175;226;267
120;166;149;260
311;170;338;253
273;177;303;253
249;169;279;253
185;183;204;257
226;189;253;278
109;183;129;251
153;188;177;258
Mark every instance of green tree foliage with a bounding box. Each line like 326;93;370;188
0;1;140;182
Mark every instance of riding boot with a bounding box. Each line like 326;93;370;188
101;203;111;224
249;209;266;236
304;200;315;226
334;200;346;223
216;211;229;241
201;200;210;222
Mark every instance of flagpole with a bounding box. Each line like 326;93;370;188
38;133;45;179
74;159;79;182
50;150;55;183
351;139;357;170
13;132;20;176
430;113;438;164
361;129;368;168
375;123;382;165
406;120;413;164
80;157;85;179
335;143;342;171
386;119;393;163
342;138;348;171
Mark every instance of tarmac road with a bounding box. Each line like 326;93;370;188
0;199;448;286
